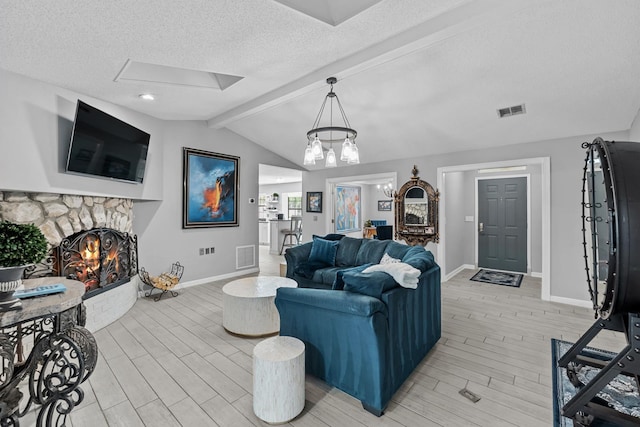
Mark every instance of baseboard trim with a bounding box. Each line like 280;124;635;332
443;264;475;282
137;268;260;298
549;295;592;309
531;271;543;278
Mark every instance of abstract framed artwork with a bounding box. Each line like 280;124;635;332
306;191;322;213
334;185;361;233
378;200;392;211
183;147;239;228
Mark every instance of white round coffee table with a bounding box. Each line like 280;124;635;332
222;276;297;336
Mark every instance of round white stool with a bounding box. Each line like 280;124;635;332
253;336;305;424
222;276;297;336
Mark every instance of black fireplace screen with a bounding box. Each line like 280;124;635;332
26;228;139;299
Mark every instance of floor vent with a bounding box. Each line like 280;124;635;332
497;103;526;118
236;245;256;269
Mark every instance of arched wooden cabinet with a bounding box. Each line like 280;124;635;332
394;166;439;245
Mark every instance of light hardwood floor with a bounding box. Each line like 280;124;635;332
35;247;627;426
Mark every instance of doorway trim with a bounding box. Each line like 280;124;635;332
475;174;530;274
437;157;551;301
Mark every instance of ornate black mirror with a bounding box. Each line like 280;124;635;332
394;165;439;245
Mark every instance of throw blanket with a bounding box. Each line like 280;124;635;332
363;262;421;289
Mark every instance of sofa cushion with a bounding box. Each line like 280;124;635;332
313;233;345;241
312;266;345;286
342;270;399;299
293;260;329;279
332;264;373;290
402;246;436;272
383;241;412;260
363;262;421;289
336;237;363;267
355;239;390;266
309;237;339;266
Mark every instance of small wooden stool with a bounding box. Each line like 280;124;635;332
253;336;305;423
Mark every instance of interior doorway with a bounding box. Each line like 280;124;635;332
437;157;551;301
325;172;397;238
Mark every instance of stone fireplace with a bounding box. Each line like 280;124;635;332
0;191;140;331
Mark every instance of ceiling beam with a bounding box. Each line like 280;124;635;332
207;0;537;129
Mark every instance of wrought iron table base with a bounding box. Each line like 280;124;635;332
0;306;98;427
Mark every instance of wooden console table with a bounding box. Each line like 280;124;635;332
0;277;98;426
363;227;377;239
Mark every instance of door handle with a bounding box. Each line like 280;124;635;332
479;222;484;233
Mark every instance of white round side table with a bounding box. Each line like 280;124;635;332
253;336;305;424
222;276;297;336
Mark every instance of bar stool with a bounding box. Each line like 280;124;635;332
280;216;302;255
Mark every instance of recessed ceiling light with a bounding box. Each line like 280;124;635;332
138;93;155;101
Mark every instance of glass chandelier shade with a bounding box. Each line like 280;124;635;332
325;147;337;167
305;77;358;167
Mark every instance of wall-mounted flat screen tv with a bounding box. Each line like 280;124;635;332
66;100;150;183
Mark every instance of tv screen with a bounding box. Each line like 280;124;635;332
66;100;150;183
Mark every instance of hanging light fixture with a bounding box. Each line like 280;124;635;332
377;182;395;198
304;77;358;167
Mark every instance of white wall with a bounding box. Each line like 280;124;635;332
443;171;467;272
0;69;164;200
301;130;629;303
0;70;300;284
133;122;301;282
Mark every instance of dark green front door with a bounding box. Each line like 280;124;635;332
477;177;527;273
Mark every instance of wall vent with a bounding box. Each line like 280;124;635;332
236;245;256;269
497;104;526;118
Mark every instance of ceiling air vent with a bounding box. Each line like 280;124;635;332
497;104;526;118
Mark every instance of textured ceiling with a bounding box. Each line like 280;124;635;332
2;0;640;170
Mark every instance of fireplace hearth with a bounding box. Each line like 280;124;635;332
28;228;138;299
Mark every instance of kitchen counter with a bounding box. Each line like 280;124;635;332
269;219;293;254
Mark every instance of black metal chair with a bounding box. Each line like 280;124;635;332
280;216;302;255
375;225;393;240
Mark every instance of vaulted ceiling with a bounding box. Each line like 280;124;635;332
2;0;640;169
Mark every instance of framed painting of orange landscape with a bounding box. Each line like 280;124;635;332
183;147;239;228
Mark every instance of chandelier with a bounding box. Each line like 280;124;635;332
304;77;359;167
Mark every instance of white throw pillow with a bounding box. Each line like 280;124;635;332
380;253;401;265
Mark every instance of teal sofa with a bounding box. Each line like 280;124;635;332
276;236;441;416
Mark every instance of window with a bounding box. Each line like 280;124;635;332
288;196;302;218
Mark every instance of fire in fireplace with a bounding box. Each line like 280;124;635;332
50;228;138;299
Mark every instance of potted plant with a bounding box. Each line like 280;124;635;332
271;193;279;201
0;221;48;309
